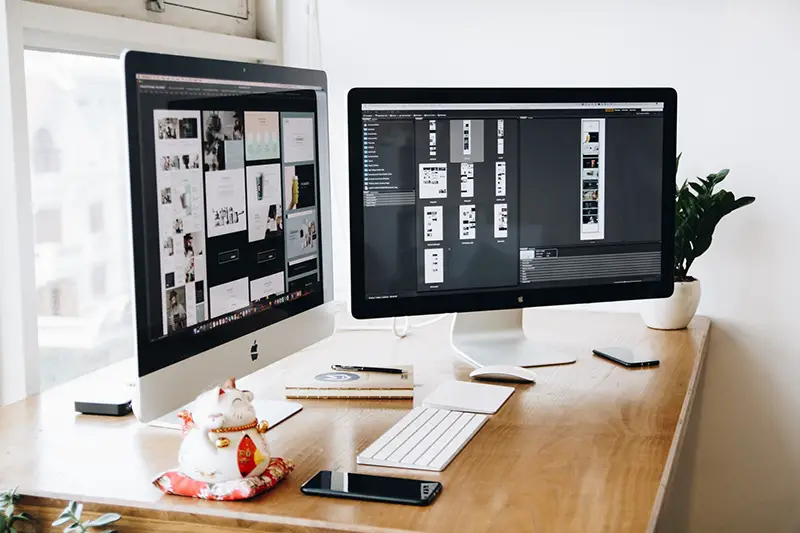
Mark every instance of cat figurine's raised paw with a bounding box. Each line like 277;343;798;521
177;377;271;483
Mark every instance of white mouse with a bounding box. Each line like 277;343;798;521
469;365;537;383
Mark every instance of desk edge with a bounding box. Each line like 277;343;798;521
645;316;712;533
18;495;420;533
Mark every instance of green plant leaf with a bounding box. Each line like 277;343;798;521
84;513;121;527
673;165;754;278
9;526;16;533
689;182;704;196
0;514;7;530
52;515;72;526
0;487;20;506
67;501;78;514
74;503;83;520
713;169;730;184
16;512;32;521
7;514;30;527
65;524;83;533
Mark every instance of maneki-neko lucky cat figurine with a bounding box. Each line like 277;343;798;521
177;377;271;483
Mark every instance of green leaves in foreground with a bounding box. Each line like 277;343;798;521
52;501;121;533
1;489;122;533
0;487;33;533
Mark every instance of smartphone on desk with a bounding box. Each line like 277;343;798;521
593;347;660;368
301;470;442;506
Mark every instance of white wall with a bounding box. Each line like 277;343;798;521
285;0;800;531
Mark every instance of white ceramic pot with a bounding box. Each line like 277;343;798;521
640;280;702;330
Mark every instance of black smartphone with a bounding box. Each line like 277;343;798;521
301;470;442;506
592;347;660;368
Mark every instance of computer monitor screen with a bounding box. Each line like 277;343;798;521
348;89;676;318
127;56;328;376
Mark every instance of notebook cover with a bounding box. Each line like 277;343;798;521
286;389;413;399
284;366;414;399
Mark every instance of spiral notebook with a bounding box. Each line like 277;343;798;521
284;366;414;399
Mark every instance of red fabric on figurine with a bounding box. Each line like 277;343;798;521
153;457;294;501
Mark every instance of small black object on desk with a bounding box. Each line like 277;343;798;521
331;365;406;374
593;347;660;368
74;398;132;417
74;384;134;416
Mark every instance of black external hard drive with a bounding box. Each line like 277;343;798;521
74;385;134;417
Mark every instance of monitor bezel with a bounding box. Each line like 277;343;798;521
348;87;677;319
123;50;332;377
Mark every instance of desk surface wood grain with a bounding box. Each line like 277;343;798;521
0;310;710;533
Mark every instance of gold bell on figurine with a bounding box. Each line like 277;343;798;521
257;420;269;434
216;437;230;448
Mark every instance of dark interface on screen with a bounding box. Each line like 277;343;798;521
134;74;324;340
360;102;664;300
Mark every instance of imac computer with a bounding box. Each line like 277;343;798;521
123;51;335;423
348;88;677;368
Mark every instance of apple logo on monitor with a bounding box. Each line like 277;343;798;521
250;341;259;361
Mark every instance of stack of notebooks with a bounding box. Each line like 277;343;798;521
285;366;414;399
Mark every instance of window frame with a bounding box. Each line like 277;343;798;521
0;0;281;404
21;0;278;61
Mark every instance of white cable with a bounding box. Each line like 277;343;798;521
392;317;410;338
335;312;451;339
410;314;451;328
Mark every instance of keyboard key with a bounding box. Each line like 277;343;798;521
428;413;488;471
359;408;427;459
373;408;437;461
401;410;461;465
387;408;450;463
417;412;474;467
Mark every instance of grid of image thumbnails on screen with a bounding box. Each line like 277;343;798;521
154;107;319;338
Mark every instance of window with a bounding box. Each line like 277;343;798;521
31;128;61;173
35;0;255;38
34;208;62;244
37;284;60;316
25;50;135;391
92;264;106;297
89;202;104;234
0;0;279;402
37;280;79;317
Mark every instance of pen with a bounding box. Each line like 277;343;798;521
331;365;406;374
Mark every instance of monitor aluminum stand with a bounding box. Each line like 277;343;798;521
450;309;577;368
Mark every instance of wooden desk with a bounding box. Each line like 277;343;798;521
0;310;710;533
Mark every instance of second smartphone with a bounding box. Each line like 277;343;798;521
301;470;442;506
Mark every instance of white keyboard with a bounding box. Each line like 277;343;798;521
357;407;488;472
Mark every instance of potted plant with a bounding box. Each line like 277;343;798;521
641;155;755;330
